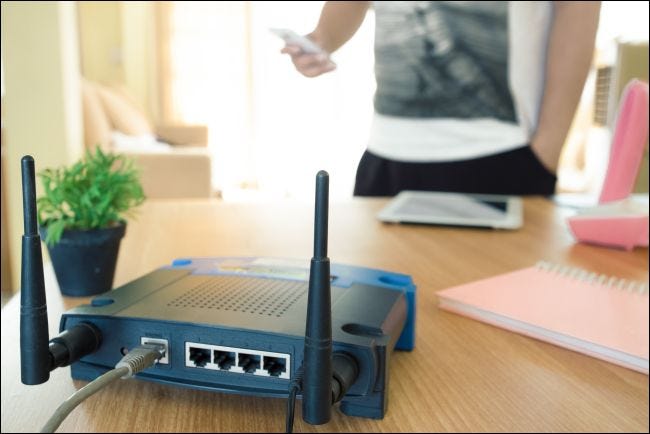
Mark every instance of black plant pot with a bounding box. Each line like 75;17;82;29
40;223;126;297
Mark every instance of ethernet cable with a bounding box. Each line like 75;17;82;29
40;344;165;433
285;367;304;433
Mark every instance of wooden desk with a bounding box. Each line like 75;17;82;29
1;198;648;432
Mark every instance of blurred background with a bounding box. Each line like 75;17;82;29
1;1;648;297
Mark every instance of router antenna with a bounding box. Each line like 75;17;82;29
20;155;50;385
302;170;333;425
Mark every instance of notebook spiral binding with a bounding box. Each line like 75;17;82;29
535;261;648;294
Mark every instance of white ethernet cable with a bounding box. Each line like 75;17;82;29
41;344;166;433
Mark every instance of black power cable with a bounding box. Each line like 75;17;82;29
285;367;304;433
286;353;359;433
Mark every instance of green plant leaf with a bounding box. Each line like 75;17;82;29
37;147;146;246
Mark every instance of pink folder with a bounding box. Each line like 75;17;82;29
437;262;649;374
567;80;649;250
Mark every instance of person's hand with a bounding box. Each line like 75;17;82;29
281;43;336;78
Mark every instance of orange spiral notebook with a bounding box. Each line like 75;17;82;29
437;261;649;374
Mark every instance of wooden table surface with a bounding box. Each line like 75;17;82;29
1;197;648;433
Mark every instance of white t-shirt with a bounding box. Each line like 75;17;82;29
368;1;553;162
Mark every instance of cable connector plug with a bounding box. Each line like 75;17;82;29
115;344;165;378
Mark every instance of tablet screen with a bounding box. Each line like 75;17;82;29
394;194;507;218
377;191;522;229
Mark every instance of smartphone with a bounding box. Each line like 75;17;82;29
270;28;325;55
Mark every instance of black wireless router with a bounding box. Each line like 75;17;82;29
20;156;416;428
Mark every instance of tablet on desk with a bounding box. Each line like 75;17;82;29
377;191;523;229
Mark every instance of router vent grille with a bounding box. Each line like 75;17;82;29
167;276;307;317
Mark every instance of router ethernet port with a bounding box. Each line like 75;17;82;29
189;347;210;368
213;350;236;370
238;353;261;374
263;356;287;377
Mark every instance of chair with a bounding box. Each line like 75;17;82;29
81;79;214;199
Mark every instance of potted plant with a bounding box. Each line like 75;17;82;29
37;148;145;297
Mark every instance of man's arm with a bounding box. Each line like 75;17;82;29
309;1;371;53
531;1;601;173
282;1;370;78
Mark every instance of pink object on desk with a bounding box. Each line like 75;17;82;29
437;262;649;374
567;203;649;250
567;80;649;250
599;80;649;203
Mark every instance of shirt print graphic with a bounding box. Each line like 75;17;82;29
373;1;516;121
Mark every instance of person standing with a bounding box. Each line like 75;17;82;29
282;1;601;196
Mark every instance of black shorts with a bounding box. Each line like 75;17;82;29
353;146;557;197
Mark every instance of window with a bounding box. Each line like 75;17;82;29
161;1;375;201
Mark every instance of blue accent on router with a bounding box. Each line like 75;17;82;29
90;297;114;307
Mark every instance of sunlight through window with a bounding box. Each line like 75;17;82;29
166;1;375;201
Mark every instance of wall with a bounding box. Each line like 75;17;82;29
77;1;123;85
613;41;649;193
77;1;159;123
121;1;160;123
1;1;84;291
